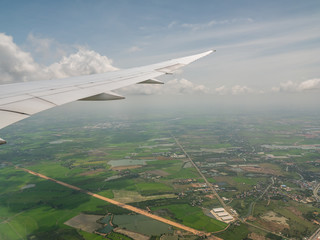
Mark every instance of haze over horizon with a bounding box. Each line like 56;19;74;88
0;0;320;108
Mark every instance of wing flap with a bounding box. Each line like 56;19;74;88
0;94;33;106
0;98;56;115
138;79;164;84
31;86;81;98
0;110;29;129
79;92;125;101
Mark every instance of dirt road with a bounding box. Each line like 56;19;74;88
17;167;223;238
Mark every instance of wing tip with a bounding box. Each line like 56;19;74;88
204;49;216;55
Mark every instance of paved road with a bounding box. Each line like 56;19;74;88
313;183;320;202
172;135;228;210
309;227;320;240
17;167;222;238
172;136;286;239
244;177;274;218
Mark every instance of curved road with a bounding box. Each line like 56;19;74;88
313;183;320;202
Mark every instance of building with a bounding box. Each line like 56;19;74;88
210;208;234;223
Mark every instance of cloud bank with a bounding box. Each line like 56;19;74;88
119;78;209;95
215;85;258;95
272;79;320;92
1;33;319;98
215;79;320;96
0;33;117;84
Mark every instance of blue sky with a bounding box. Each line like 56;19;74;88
0;0;320;98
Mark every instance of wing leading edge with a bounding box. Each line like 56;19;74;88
0;50;214;144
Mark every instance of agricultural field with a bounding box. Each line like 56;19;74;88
0;103;319;239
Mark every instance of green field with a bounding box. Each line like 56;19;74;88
136;182;173;195
1;109;319;239
232;176;258;185
151;204;227;232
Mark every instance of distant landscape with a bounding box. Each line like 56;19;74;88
0;99;319;240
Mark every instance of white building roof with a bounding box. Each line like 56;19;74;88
217;212;229;217
221;216;233;221
212;208;225;212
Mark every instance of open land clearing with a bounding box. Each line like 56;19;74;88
112;190;176;203
111;165;142;171
113;228;149;240
145;169;170;176
239;165;282;176
64;213;102;233
261;211;289;226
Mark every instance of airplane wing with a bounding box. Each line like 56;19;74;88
0;50;214;145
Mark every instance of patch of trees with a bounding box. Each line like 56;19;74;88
28;228;84;240
303;211;320;222
265;233;283;240
83;204;131;215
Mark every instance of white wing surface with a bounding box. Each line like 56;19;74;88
0;50;214;144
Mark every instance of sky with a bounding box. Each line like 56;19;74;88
0;0;320;107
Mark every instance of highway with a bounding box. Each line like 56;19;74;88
17;167;223;238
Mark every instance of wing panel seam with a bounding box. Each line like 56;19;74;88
0;109;31;116
29;95;58;106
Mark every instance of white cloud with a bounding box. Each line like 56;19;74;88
180;18;254;31
46;48;117;79
215;85;228;95
118;78;209;95
0;33;117;83
214;85;258;95
231;85;254;95
298;79;320;91
167;21;177;29
128;46;141;53
25;33;70;63
272;79;320;92
0;33;41;83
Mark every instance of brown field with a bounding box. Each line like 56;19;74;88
88;149;108;156
113;228;149;240
112;190;176;203
256;218;288;232
156;156;173;160
261;211;288;226
239;166;281;176
205;194;215;199
111;165;142;171
248;233;266;240
146;170;170;176
256;211;289;232
64;214;102;233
